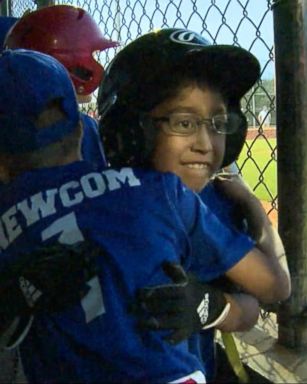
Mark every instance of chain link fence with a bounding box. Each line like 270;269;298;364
73;0;278;221
6;1;278;214
1;0;285;382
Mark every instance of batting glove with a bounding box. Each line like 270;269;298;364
0;240;100;349
136;262;230;344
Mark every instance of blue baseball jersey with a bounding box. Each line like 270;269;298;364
189;182;251;382
80;113;107;167
0;162;253;383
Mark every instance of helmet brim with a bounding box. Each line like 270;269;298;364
94;36;120;51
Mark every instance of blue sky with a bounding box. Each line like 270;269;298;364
63;0;275;79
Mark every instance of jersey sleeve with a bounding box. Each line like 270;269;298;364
163;174;255;282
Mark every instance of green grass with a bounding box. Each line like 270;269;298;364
236;138;277;202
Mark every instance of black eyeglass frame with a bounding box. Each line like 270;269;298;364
140;112;241;136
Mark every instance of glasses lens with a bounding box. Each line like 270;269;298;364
168;113;196;135
213;113;240;134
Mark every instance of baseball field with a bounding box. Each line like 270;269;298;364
237;137;277;202
237;127;277;225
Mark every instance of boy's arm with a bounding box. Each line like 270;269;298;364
135;176;289;342
214;174;291;303
136;263;259;344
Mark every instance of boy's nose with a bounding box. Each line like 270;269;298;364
191;126;214;153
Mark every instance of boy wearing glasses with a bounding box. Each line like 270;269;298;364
98;28;290;381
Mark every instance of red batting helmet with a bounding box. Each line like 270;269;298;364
5;5;119;95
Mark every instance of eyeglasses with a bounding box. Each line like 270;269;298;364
141;112;241;136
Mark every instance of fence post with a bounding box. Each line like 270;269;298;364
0;0;9;16
272;0;307;349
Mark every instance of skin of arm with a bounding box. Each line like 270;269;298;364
202;274;260;332
217;293;260;332
214;174;291;304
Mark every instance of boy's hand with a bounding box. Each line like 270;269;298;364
0;241;100;348
214;173;254;205
135;262;230;344
0;241;102;324
214;173;271;239
17;241;100;313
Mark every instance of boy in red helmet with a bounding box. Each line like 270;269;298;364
5;4;119;168
2;11;117;381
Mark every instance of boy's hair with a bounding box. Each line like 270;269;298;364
31;99;82;164
4;5;119;95
98;28;259;168
0;49;80;155
0;124;82;180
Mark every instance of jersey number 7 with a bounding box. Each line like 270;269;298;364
41;212;105;322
